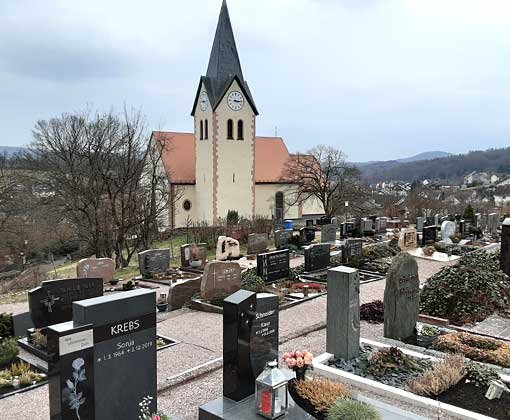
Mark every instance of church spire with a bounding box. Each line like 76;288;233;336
206;0;244;82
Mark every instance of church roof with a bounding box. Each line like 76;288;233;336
191;1;258;115
153;131;294;184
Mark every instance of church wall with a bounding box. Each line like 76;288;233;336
173;184;197;228
194;85;215;223
214;80;255;221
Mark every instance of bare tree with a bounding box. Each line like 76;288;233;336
283;145;368;217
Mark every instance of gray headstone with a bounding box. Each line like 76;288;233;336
416;217;425;232
247;233;268;255
375;217;388;233
320;224;337;243
501;219;510;275
73;289;157;420
138;249;170;276
326;266;360;360
201;262;242;300
274;230;292;250
384;253;420;341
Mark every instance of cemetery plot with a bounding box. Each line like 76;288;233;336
0;359;47;400
138;268;201;286
301;268;385;285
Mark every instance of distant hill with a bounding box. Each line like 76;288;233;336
358;147;510;183
355;151;451;167
0;146;25;157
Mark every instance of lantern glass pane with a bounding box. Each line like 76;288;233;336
257;385;273;417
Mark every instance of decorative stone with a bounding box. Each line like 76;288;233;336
247;233;268;255
216;236;240;261
28;278;103;329
256;250;290;283
384;253;420;341
201;262;242;300
326;266;360;360
441;221;456;243
304;243;330;272
138;249;170;276
320;224;337;243
77;258;115;281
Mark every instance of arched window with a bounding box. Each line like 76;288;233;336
204;119;209;139
200;120;204;140
227;119;234;139
237;120;244;140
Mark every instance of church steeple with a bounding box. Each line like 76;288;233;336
191;0;258;116
206;0;244;83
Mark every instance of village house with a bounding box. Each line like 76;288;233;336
152;1;323;228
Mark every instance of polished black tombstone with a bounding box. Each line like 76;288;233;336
274;230;292;250
257;250;290;283
299;227;315;244
304;244;330;272
422;225;438;246
223;290;279;402
28;278;103;329
341;239;363;263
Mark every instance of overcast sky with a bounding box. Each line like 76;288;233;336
1;0;510;161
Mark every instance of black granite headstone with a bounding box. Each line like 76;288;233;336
73;289;157;420
247;233;269;255
257;250;290;283
304;244;330;272
422;225;438;246
138;249;170;275
223;290;279;402
28;278;103;329
341;239;363;264
274;230;292;250
48;322;95;420
299;227;315;244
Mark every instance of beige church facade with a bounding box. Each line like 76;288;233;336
153;1;323;228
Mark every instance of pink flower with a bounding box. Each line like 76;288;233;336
152;416;161;420
286;357;297;368
295;351;303;358
296;357;304;368
282;352;291;361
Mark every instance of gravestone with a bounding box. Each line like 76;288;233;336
77;258;115;282
190;243;208;268
416;217;424;232
72;289;157;420
343;222;355;237
247;233;268;255
434;214;440;226
326;266;360;360
223;290;279;402
274;229;292;250
28;278;103;329
384;253;420;341
304;243;330;272
300;227;315;244
488;213;499;236
168;275;202;310
320;224;337;243
341;239;363;264
201;262;242;300
180;244;191;267
257;250;290;283
306;219;314;227
460;219;472;236
361;218;373;233
375;217;387;233
138;249;170;276
501;219;510;275
216;236;240;261
398;228;417;250
441;221;456;243
422;225;437;246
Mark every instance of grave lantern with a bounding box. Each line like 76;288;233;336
255;360;288;419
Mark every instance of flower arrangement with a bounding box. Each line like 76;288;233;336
138;395;170;420
282;350;313;380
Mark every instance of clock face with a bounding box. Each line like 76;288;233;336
199;92;209;111
227;91;244;111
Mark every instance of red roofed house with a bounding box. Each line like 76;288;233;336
153;1;323;228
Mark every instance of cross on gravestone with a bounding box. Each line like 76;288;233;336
223;290;279;402
304;243;331;272
326;266;360;360
48;289;158;420
257;250;290;283
384;253;420;341
29;278;104;329
501;219;510;275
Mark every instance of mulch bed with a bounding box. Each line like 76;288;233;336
437;382;510;420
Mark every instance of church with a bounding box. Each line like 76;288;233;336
153;1;323;228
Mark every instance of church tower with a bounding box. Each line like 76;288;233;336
191;0;258;224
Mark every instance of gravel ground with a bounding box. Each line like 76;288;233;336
0;257;453;420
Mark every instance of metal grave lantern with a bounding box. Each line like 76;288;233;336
255;360;288;419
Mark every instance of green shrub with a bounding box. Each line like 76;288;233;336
0;338;19;367
466;362;499;388
327;399;381;420
420;250;510;325
241;269;266;293
226;210;239;226
0;314;13;339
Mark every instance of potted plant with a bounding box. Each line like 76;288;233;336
282;350;313;381
416;323;440;347
156;294;168;312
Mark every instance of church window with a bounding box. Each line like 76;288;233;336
237;120;244;140
227;119;234;139
275;192;284;223
205;119;209;139
200;120;204;140
183;199;192;211
233;173;235;183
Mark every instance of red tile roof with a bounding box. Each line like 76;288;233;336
153;131;294;184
